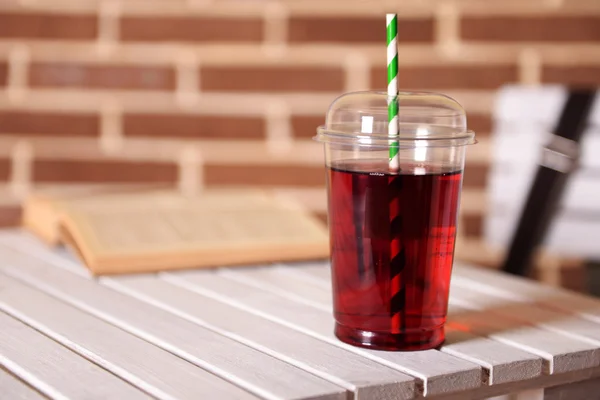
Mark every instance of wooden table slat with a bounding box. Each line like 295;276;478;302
454;264;600;326
288;262;332;282
0;244;347;400
450;281;600;349
454;275;600;336
281;262;600;376
223;265;334;310
0;274;261;400
0;311;150;400
447;302;600;374
1;231;600;399
103;274;416;400
230;265;545;386
451;275;600;338
441;329;543;385
0;368;46;400
164;270;484;397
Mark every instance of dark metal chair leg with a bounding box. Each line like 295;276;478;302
502;90;596;277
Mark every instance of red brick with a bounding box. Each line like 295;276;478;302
371;66;517;90
462;214;484;238
543;66;600;87
461;16;600;42
289;17;433;43
0;62;6;87
33;160;178;183
204;165;325;187
123;114;265;140
121;16;263;42
0;158;10;181
291;116;324;139
29;63;176;91
463;163;488;188
0;13;97;40
0;206;22;227
201;66;344;93
0;111;99;136
468;114;493;136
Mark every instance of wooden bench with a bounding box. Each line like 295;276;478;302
1;229;600;399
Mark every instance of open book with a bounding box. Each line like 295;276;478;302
23;188;330;275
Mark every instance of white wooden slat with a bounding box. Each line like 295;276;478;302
102;274;416;400
273;262;332;289
0;246;347;400
450;277;600;346
3;231;600;399
250;265;544;386
0;273;261;400
220;266;333;311
441;329;543;385
161;270;483;397
455;264;600;325
447;302;600;375
0;311;150;400
0;368;46;400
276;263;600;374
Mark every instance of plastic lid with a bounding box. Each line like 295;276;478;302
315;90;476;148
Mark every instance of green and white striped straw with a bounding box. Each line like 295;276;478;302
386;13;399;171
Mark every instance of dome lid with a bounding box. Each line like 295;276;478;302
315;90;476;148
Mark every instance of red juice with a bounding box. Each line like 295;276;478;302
327;159;463;350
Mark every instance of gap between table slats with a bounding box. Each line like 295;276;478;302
0;238;347;400
0;273;262;400
0;310;150;400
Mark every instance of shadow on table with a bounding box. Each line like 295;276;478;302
445;294;599;340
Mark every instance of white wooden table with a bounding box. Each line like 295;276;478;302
1;230;600;400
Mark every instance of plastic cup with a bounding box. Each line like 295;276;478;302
314;91;476;351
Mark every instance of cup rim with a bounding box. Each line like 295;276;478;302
315;126;477;148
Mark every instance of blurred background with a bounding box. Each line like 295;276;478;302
0;0;598;291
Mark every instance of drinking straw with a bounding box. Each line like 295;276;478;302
387;13;399;171
386;13;405;335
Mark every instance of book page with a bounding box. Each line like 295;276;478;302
59;190;330;275
22;184;171;245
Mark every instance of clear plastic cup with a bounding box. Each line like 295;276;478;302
314;91;476;351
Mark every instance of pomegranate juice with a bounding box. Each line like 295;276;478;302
327;159;462;350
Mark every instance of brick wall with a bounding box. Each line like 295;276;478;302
0;0;599;267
